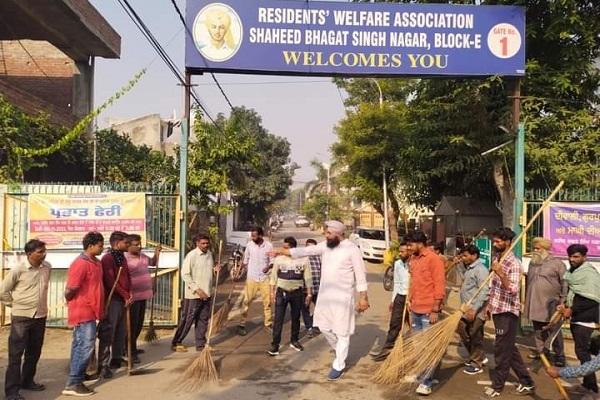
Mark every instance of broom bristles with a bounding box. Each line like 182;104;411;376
373;311;463;386
144;321;159;343
176;345;218;391
210;299;233;335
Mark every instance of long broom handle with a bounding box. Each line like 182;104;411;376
464;181;564;308
105;266;124;315
206;240;223;345
540;353;570;400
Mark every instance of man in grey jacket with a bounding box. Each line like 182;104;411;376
457;244;490;375
524;237;567;366
0;239;51;400
171;233;220;352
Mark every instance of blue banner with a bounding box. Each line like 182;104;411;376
185;0;525;77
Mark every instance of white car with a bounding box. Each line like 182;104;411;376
350;227;386;262
294;215;310;227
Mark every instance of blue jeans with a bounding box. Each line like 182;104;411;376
67;321;96;386
411;312;436;387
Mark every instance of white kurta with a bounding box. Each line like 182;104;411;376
290;239;368;336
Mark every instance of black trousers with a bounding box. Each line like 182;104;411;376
301;292;318;329
571;323;598;393
5;316;46;397
128;300;147;354
532;320;565;361
272;288;303;346
171;298;211;348
491;313;533;391
384;294;407;348
97;298;126;370
457;317;485;365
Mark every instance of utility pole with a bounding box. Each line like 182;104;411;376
179;72;191;288
511;78;524;258
371;78;390;248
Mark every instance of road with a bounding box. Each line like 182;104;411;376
0;222;592;399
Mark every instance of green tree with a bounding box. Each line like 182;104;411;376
0;96;91;182
188;107;296;226
302;192;342;228
95;129;177;184
334;0;600;225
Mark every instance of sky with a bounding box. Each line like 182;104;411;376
89;0;346;184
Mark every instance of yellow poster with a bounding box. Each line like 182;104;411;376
28;193;146;249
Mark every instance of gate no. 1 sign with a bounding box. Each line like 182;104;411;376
185;0;525;77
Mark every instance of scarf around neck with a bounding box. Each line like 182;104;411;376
565;261;600;306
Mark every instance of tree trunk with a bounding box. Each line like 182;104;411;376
492;159;514;227
388;197;400;242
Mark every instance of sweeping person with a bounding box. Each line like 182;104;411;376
268;236;313;355
271;220;369;381
301;238;321;337
62;232;105;397
97;231;131;378
484;227;535;398
171;234;220;352
558;244;600;397
457;245;490;375
237;226;273;336
524;237;567;366
124;235;161;363
406;230;446;396
546;337;600;400
0;239;51;400
371;241;411;361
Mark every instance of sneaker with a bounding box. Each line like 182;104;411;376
171;344;188;352
307;328;315;338
484;387;501;398
267;345;279;356
463;365;484;375
416;384;432;395
516;384;535;395
62;383;95;397
237;325;248;336
327;368;344;381
290;341;304;351
482;357;489;365
83;373;100;385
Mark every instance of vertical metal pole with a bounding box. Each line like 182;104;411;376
178;73;190;288
511;79;524;258
383;168;390;248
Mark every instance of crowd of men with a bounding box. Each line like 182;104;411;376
0;222;598;400
0;231;161;399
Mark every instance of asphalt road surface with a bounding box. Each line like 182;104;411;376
0;222;594;399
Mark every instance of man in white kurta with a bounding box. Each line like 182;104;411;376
280;220;369;381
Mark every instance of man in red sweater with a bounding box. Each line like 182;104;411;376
96;231;131;378
406;230;446;396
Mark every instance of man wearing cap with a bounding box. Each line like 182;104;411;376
272;220;369;381
524;237;567;365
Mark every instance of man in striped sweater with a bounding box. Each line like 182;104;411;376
125;235;161;363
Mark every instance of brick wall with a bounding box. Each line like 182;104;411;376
0;40;76;126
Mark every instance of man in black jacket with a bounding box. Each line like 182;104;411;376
558;244;600;397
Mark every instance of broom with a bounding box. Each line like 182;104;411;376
209;252;241;335
177;240;223;391
87;266;124;375
374;181;565;386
